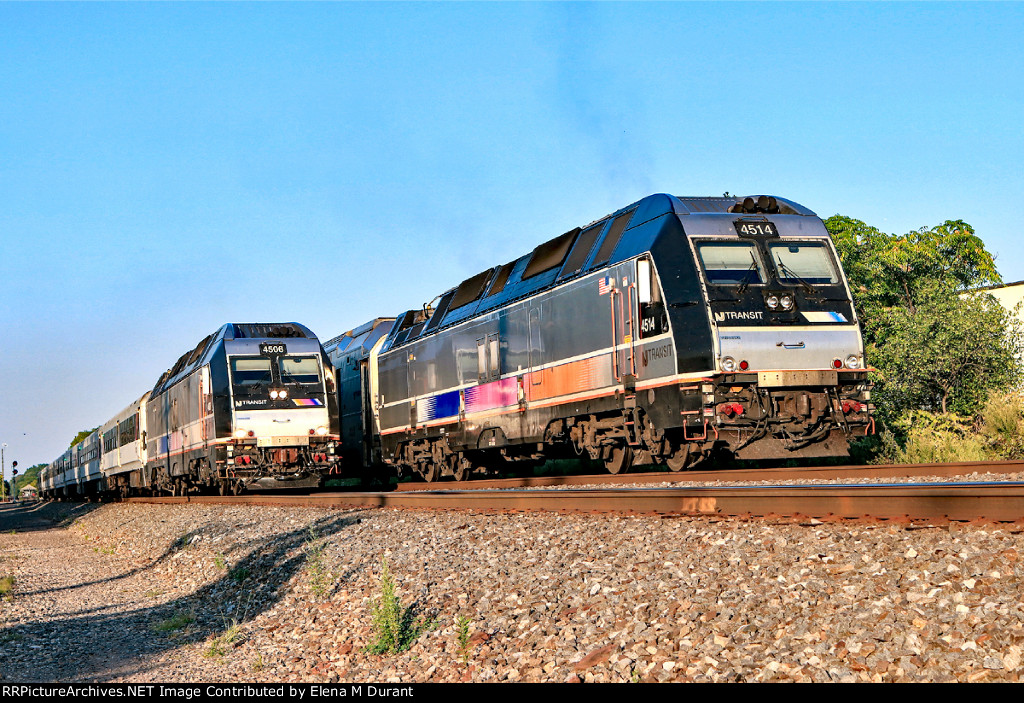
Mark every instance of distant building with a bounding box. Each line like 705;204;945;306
19;484;38;500
973;280;1024;361
979;280;1024;320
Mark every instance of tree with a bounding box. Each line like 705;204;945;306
826;216;1019;421
14;463;45;493
869;289;1021;415
69;428;98;448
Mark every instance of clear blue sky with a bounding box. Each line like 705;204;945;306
2;2;1023;469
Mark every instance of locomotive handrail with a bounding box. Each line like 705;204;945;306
626;283;637;376
610;289;621;382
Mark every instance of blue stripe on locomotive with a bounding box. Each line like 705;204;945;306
433;389;460;419
419;389;461;422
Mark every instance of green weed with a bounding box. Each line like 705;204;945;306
456;615;472;664
153;609;195;634
363;557;435;655
204;619;242;659
0;575;14;600
304;529;333;600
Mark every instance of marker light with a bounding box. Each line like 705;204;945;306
831;358;843;369
722;357;737;372
845;355;861;369
315;426;329;436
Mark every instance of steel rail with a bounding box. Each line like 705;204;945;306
131;481;1024;523
393;459;1024;491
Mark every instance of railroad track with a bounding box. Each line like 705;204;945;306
128;459;1024;523
391;459;1024;491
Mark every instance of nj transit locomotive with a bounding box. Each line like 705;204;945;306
41;323;340;499
325;194;872;481
41;193;872;497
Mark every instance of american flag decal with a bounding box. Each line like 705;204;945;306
598;276;613;295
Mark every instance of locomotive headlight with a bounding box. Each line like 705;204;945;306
279;389;288;399
766;295;779;310
315;426;328;436
270;390;279;399
722;356;737;372
233;429;247;439
780;294;794;310
846;355;861;369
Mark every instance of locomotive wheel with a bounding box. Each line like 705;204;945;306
603;445;634;475
420;461;439;483
452;457;470;483
665;444;691;472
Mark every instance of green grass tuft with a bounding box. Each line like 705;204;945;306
153;609;195;634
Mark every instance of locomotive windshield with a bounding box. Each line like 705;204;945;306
768;242;839;285
696;242;766;285
279;356;321;385
231;358;272;386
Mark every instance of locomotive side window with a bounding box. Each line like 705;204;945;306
637;256;669;338
696;242;766;285
488;333;500;379
231;358;273;386
558;222;606;280
485;260;517;298
637;258;656;304
279;356;321;384
449;268;496;310
768;242;839;284
590;210;635;269
523;229;580;280
476;338;486;382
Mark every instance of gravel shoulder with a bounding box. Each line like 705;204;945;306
0;499;1022;683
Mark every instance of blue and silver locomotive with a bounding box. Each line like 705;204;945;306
330;194;872;480
144;323;341;495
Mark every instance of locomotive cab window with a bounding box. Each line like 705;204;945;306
279;356;321;385
768;242;839;285
231;358;273;386
696;242;766;285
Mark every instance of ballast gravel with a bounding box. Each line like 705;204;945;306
0;499;1022;683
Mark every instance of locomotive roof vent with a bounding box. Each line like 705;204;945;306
727;195;802;216
232;323;309;339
